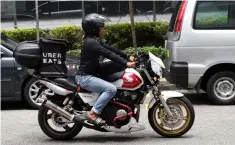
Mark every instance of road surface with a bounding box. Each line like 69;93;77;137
1;92;235;145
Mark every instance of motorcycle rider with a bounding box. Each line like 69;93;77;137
75;13;136;126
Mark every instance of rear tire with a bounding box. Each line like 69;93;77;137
148;97;195;137
38;105;83;140
206;71;235;105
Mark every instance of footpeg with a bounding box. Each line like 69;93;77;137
36;98;45;104
103;117;146;133
73;114;86;123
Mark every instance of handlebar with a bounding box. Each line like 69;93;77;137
126;61;140;68
127;51;149;68
134;61;140;67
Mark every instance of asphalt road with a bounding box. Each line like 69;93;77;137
1;92;235;145
1;14;172;29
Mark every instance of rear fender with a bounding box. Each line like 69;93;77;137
147;91;184;109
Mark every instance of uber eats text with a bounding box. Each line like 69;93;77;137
42;53;62;64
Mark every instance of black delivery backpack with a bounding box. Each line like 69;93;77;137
14;37;68;77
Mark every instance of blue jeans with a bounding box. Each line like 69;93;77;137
75;75;117;115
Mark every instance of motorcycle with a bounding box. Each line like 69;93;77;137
29;50;195;140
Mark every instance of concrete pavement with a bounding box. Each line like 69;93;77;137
1;93;235;145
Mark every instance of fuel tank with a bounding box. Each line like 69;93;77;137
111;68;144;90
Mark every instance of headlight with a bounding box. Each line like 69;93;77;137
151;61;163;77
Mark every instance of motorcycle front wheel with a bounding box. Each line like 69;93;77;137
148;97;195;137
38;105;83;140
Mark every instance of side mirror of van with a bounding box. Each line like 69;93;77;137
162;1;178;14
163;35;168;40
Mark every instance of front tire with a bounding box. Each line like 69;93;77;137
148;97;195;137
38;105;83;140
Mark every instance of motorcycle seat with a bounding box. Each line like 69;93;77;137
51;77;92;93
51;77;77;90
101;70;125;82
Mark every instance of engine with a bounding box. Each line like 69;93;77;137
101;102;129;127
116;91;138;105
101;91;139;127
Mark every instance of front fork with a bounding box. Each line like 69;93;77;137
141;68;174;117
151;86;173;117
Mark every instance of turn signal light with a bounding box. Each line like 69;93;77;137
154;76;158;81
77;85;81;91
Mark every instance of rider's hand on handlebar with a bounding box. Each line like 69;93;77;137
126;62;136;68
128;56;135;62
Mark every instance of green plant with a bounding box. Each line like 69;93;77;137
1;21;169;52
124;46;167;60
67;49;81;56
49;24;83;50
153;21;169;38
67;46;167;61
1;28;47;42
104;23;132;49
104;21;169;49
72;42;82;50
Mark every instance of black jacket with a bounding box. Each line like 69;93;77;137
77;36;128;76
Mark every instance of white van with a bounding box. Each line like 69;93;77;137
165;0;235;105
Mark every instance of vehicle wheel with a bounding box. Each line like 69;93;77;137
24;78;54;109
206;71;235;105
148;97;195;137
38;105;83;140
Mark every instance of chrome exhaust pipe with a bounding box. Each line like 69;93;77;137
42;100;75;121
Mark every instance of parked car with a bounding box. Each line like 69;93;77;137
165;0;235;105
0;33;79;109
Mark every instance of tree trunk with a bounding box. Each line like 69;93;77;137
128;0;137;48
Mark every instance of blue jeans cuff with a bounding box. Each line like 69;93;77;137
92;107;101;115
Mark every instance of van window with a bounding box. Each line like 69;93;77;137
193;1;235;29
168;1;182;32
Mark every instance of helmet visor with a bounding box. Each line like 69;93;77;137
96;14;112;27
96;14;111;23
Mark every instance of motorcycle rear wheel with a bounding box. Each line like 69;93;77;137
148;97;195;137
38;105;83;140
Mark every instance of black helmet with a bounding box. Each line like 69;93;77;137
82;13;111;37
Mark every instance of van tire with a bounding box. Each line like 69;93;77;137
206;71;235;105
